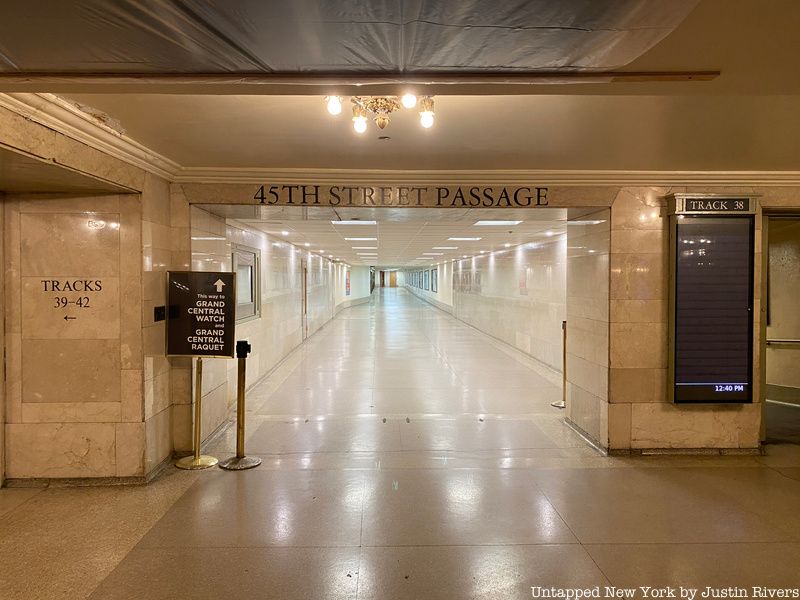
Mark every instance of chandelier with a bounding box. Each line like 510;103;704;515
324;94;435;133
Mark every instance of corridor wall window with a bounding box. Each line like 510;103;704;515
232;244;260;321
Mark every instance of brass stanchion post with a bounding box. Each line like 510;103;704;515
219;341;262;470
176;357;219;469
551;320;567;409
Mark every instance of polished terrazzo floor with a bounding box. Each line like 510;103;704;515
2;289;800;599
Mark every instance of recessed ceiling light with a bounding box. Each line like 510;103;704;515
545;231;555;236
449;237;481;241
281;231;289;236
570;220;606;225
333;220;377;225
433;246;458;250
479;250;485;254
191;236;225;241
423;252;443;256
352;246;377;249
304;243;310;247
357;253;377;255
344;237;377;241
504;243;512;247
474;220;522;226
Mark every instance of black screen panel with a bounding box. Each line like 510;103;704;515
673;216;754;403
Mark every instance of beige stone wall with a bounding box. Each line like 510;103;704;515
565;211;611;447
4;194;144;478
607;187;765;451
141;174;187;470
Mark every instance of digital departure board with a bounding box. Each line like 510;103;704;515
671;216;754;403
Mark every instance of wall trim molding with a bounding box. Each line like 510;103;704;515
3;93;800;188
174;167;800;186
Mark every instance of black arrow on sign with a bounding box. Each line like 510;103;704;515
64;315;76;321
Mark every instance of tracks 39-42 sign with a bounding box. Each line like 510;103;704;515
167;271;235;358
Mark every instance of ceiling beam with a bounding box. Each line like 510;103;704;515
0;71;720;94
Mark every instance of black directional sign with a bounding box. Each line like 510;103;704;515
167;271;235;358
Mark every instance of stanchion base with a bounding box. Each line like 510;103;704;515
550;400;566;409
218;456;262;471
176;455;219;470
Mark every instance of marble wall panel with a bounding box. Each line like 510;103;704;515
21;277;120;339
630;402;761;449
20;212;120;276
144;407;172;474
4;192;146;479
5;422;116;478
22;339;121;404
115;422;145;477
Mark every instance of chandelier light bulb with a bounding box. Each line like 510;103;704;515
419;96;435;128
326;96;342;115
352;102;368;133
401;93;417;109
353;116;368;134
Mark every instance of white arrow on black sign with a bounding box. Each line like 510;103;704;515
213;279;226;292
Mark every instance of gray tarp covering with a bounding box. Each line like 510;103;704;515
0;0;698;73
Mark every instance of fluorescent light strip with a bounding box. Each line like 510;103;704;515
423;253;443;256
433;246;458;250
332;220;377;225
448;237;481;241
344;237;377;241
473;220;522;226
351;246;377;249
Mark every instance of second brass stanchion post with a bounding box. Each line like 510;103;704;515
551;320;567;409
219;341;261;470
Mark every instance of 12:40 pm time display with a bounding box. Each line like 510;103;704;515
715;384;745;392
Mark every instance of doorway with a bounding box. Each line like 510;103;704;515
764;216;800;444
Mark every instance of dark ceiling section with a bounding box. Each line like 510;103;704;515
0;0;698;74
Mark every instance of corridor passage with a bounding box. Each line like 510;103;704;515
2;290;799;599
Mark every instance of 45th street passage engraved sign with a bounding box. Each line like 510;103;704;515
167;271;235;358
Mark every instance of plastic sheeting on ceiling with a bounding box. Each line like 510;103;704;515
0;0;699;74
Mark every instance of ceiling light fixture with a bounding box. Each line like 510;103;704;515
326;95;436;132
281;230;289;236
433;246;458;250
344;237;377;241
333;220;377;225
449;237;481;241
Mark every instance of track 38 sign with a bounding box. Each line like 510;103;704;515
167;271;235;358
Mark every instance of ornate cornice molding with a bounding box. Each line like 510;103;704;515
2;92;800;188
0;92;180;181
